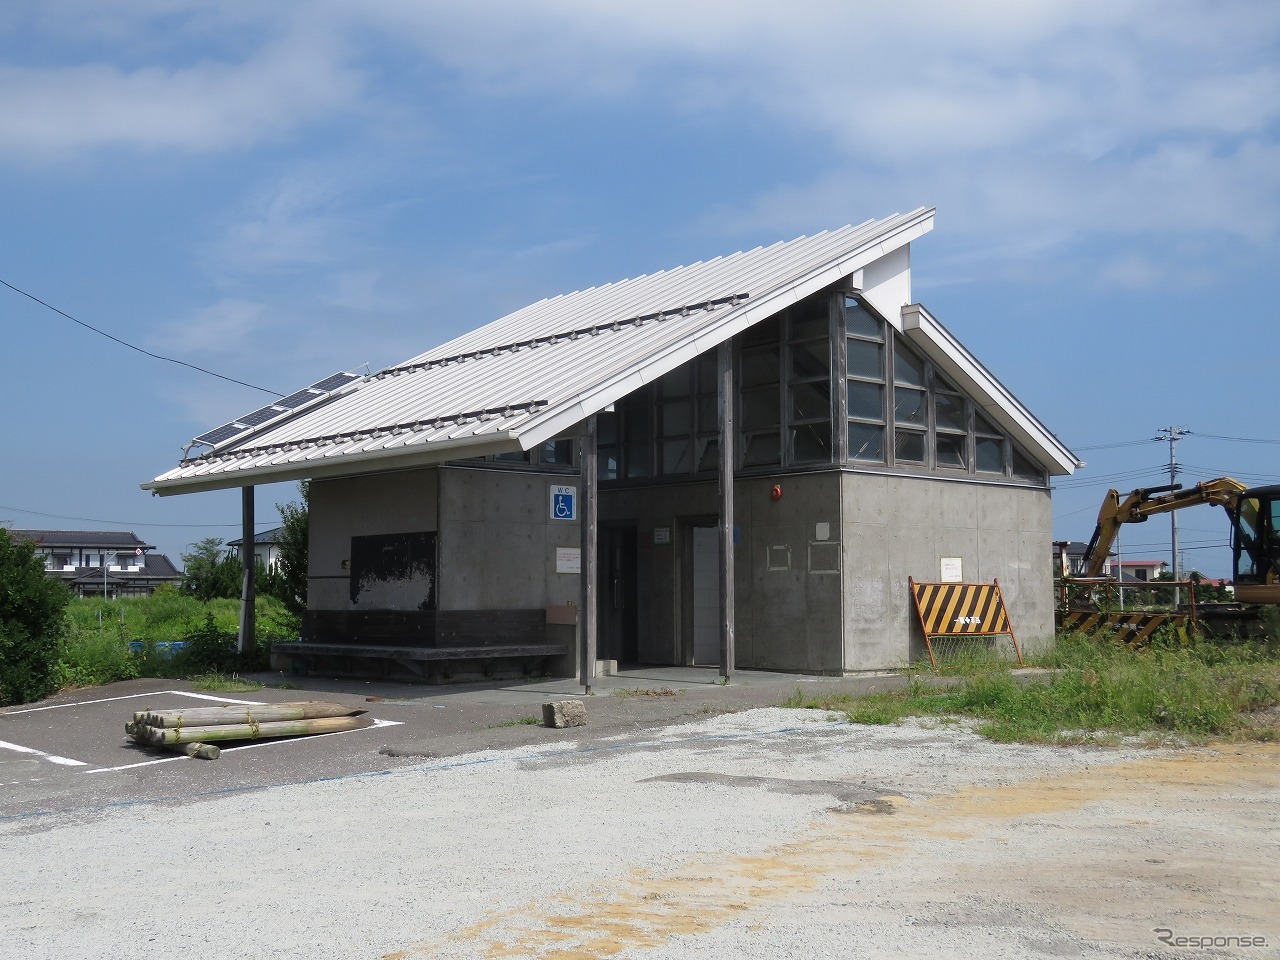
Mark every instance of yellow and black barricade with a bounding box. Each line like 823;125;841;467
909;577;1023;667
1058;609;1188;646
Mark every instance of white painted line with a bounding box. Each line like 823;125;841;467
3;690;265;715
86;719;404;773
0;739;89;767
166;691;268;705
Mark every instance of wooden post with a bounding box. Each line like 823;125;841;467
718;341;736;682
239;485;255;656
579;415;598;695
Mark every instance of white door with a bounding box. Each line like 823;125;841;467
692;526;720;664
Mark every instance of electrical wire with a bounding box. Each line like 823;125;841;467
0;503;276;529
1052;467;1166;489
0;277;284;396
1193;432;1280;445
1070;438;1156;451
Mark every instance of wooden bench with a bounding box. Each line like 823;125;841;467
272;640;569;682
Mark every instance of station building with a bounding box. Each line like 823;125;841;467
145;208;1078;677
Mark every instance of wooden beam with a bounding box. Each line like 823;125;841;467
718;340;736;681
239;485;256;655
579;414;598;694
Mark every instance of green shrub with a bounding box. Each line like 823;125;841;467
0;529;72;705
54;620;140;689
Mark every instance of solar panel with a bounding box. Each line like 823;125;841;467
310;372;361;392
238;405;285;427
185;370;361;456
194;422;250;446
277;389;320;409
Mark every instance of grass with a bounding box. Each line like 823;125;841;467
614;687;683;698
783;630;1280;744
490;715;542;728
189;671;266;693
53;589;300;690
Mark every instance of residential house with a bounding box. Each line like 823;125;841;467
8;529;182;598
227;526;284;569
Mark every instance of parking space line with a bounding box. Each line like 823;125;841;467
0;739;89;767
3;690;265;715
85;718;404;773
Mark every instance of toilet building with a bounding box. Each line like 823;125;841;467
145;208;1079;676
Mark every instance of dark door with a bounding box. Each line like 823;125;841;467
599;524;638;664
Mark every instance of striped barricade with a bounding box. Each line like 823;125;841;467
1058;609;1189;646
909;578;1023;667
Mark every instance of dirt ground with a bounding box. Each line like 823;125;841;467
3;698;1277;959
399;728;1280;960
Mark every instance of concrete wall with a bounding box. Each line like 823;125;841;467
310;464;585;614
841;472;1054;668
436;465;582;612
308;462;1054;671
308;468;440;611
599;471;845;672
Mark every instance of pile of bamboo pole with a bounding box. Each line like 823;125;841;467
126;701;371;760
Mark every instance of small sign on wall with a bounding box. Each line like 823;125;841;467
550;485;577;521
654;526;671;544
940;557;963;583
555;546;582;574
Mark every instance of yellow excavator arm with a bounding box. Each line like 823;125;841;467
1081;478;1249;579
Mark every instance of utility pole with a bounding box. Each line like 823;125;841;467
1155;425;1190;605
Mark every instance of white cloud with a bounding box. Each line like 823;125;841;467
0;28;360;156
215;173;355;270
3;0;1276;291
151;297;266;355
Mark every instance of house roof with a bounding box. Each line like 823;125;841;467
228;526;283;548
7;529;153;550
62;553;181;582
144;208;1078;496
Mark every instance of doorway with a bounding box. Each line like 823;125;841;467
599;524;638;664
690;524;720;665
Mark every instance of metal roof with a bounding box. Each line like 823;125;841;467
8;529;153;550
144;208;1073;495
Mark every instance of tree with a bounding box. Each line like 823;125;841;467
0;528;72;705
180;538;240;601
274;482;309;616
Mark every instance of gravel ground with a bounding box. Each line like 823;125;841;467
2;707;1277;959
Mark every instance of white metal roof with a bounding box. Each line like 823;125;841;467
144;207;1075;495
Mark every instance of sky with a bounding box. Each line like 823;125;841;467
1;0;1277;578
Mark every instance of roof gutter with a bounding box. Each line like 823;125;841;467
142;430;524;496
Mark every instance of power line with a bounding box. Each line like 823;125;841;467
1;277;283;396
1070;438;1155;451
1193;432;1280;445
0;503;275;529
1053;466;1166;489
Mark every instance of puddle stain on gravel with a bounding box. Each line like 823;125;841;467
383;743;1280;960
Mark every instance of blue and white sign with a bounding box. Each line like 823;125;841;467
550;484;577;521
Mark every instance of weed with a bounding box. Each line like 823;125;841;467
189;671;265;692
490;715;542;728
614;687;682;698
786;632;1280;744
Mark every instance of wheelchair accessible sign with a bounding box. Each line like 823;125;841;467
550;485;577;521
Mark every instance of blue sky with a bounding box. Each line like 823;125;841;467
1;1;1277;577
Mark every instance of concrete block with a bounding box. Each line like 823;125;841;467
543;700;587;728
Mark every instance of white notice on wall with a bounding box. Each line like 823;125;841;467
556;546;582;574
940;557;963;583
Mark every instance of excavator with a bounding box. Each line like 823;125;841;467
1078;477;1280;607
